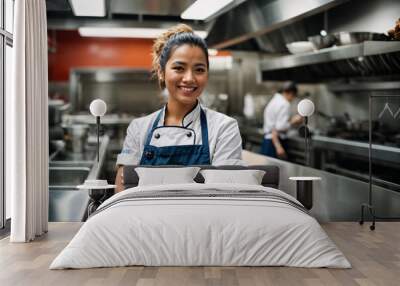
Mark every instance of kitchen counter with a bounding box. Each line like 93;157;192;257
311;135;400;191
49;135;110;222
239;125;263;153
240;123;400;163
240;125;400;189
242;150;400;221
63;114;135;125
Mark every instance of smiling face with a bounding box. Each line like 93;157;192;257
161;44;208;107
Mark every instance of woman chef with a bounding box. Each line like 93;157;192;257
115;24;244;192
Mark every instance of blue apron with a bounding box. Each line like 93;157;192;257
260;137;288;158
139;108;211;165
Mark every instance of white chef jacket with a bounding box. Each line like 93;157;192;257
116;102;245;166
263;93;291;139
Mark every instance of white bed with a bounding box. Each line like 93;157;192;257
50;183;351;269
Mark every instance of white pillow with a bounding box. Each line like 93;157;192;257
135;167;200;186
200;169;266;185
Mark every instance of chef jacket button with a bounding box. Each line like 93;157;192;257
154;133;160;139
186;132;192;138
145;151;154;159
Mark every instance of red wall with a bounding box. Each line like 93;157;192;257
48;30;154;81
48;30;231;82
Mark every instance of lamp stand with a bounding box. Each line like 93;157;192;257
304;116;308;166
96;116;100;163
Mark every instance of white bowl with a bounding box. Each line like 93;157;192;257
286;41;315;54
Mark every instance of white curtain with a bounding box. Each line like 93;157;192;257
7;0;49;242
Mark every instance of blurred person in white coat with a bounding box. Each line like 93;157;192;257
261;82;303;159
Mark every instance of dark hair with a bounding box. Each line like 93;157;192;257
282;81;298;95
152;24;209;89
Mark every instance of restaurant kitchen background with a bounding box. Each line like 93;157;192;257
45;0;400;222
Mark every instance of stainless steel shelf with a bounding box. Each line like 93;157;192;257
364;41;400;56
260;41;400;72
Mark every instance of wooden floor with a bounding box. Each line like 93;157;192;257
0;222;399;286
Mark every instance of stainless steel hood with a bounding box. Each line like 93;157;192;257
110;0;194;17
206;0;348;51
47;0;195;16
46;0;202;30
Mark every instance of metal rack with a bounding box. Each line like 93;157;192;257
260;41;400;82
359;95;400;230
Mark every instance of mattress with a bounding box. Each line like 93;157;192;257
50;183;351;269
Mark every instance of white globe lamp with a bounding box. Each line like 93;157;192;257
90;99;107;117
89;99;107;162
297;99;315;117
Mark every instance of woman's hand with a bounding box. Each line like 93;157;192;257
115;166;124;193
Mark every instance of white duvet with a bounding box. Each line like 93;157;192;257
50;183;351;269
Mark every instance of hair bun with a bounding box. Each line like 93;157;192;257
160;24;194;42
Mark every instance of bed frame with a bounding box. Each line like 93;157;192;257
123;165;280;189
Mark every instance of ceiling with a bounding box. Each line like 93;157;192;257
46;0;351;53
46;0;208;36
46;0;197;23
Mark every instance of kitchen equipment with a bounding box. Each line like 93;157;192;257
243;93;255;119
298;125;312;138
343;112;354;130
308;34;336;49
395;134;400;147
316;110;382;136
387;18;400;40
49;126;64;141
316;111;345;134
335;32;388;46
49;105;62;126
48;100;64;126
286;41;315;54
65;124;89;153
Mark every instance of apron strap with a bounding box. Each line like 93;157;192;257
144;109;163;146
200;108;208;145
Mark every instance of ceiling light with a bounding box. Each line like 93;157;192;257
69;0;106;17
181;0;245;21
78;27;208;39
